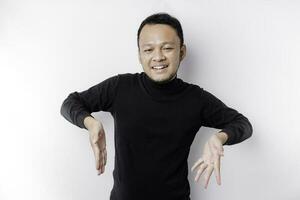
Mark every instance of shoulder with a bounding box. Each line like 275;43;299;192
178;79;222;104
116;72;142;84
179;79;214;97
117;72;140;79
99;72;137;85
179;78;204;94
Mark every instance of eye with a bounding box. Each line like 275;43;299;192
144;49;152;52
164;47;173;50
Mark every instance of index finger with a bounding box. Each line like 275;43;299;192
214;154;221;185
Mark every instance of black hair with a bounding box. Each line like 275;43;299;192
137;12;184;50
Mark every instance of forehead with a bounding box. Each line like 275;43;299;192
139;24;179;47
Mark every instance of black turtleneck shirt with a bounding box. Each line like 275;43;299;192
60;72;253;200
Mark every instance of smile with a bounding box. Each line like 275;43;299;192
151;64;168;70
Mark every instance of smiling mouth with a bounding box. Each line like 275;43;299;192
151;64;168;70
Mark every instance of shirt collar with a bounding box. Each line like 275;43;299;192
140;72;187;100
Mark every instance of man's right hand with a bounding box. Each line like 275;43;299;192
84;116;107;175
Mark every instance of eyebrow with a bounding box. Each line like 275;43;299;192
141;41;175;47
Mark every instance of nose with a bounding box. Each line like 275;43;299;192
153;49;166;62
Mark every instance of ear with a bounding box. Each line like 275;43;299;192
179;44;186;61
138;49;142;64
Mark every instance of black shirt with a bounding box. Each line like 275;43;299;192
60;72;253;200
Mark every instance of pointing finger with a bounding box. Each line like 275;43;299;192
191;158;204;172
214;154;221;185
204;164;214;189
195;163;207;182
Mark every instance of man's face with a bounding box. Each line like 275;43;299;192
138;24;186;83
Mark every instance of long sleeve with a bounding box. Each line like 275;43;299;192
60;74;120;130
200;88;253;145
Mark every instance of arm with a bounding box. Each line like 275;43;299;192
200;88;253;145
191;88;253;188
60;74;120;130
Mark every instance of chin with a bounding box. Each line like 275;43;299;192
150;73;174;83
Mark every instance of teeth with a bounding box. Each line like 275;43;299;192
153;65;167;69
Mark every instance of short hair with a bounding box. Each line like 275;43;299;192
137;12;184;50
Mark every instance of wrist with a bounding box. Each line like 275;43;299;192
83;116;99;131
216;131;228;145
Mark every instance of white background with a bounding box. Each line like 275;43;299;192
0;0;299;199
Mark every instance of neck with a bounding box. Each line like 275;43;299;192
139;72;187;102
147;73;177;85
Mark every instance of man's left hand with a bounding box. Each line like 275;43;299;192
191;132;227;189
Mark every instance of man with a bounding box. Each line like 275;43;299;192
60;12;253;200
